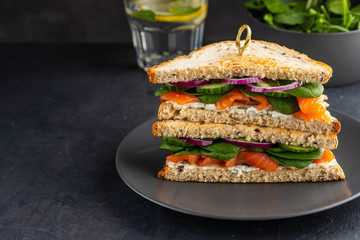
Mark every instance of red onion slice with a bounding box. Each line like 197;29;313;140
244;81;302;92
179;137;216;146
223;138;274;148
169;79;209;88
221;77;267;85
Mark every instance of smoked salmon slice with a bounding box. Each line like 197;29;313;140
159;91;200;105
250;95;270;110
215;88;251;110
294;95;331;123
239;151;279;172
313;149;335;164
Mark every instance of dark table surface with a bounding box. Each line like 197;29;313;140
1;43;360;240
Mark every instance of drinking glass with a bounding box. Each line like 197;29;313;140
124;0;208;70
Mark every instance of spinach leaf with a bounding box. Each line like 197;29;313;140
266;96;300;114
351;4;360;13
154;85;169;96
265;148;323;160
197;92;229;104
159;136;195;152
162;136;193;147
132;10;156;22
284;82;324;98
200;149;239;160
245;0;267;10
264;0;290;13
159;140;187;152
200;142;242;160
274;11;307;25
174;148;202;155
264;13;280;28
201;142;242;154
326;0;350;15
267;154;314;168
246;147;265;152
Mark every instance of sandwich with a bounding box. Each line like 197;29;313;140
147;39;345;183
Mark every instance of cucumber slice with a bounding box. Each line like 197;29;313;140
279;144;318;153
164;83;188;92
255;81;290;98
196;82;234;95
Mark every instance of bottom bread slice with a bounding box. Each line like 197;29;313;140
158;160;345;183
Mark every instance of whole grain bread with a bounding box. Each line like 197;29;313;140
158;161;345;183
158;102;341;135
147;40;332;84
152;120;338;149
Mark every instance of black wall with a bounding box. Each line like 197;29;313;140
0;0;249;43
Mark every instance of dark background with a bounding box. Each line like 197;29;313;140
0;0;249;43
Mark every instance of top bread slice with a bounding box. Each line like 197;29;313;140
147;40;332;84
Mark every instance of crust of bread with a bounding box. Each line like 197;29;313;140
158;161;345;183
158;102;341;135
152;120;338;149
147;40;332;84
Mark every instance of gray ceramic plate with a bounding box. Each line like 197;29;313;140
116;110;360;220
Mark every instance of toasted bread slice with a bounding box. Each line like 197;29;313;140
158;102;341;135
158;160;345;183
147;40;332;84
152;120;338;149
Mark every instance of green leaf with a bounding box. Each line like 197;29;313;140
169;6;200;15
246;147;265;152
174;148;202;155
132;10;156;22
312;24;350;32
200;142;242;160
288;1;306;11
197;92;229;104
266;96;300;114
159;140;186;152
245;0;266;10
285;82;324;98
199;149;239;160
265;148;323;160
351;4;360;13
274;11;307;25
163;136;193;147
326;0;350;15
154;85;169;96
201;142;242;154
264;13;280;28
159;137;195;152
267;154;314;168
264;0;290;13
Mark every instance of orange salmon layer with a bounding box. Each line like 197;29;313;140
166;150;335;172
159;90;331;123
292;95;331;123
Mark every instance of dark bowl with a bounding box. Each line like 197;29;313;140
248;13;360;87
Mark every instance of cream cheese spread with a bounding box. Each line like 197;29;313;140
171;102;291;119
166;159;337;177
